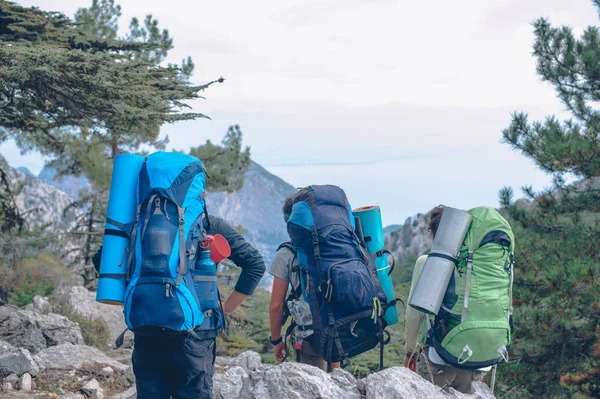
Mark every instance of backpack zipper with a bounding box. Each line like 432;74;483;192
165;283;174;298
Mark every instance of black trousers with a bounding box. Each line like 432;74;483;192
132;333;216;399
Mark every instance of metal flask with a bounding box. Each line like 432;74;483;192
408;207;472;315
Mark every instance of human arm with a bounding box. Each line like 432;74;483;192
222;290;247;317
270;276;289;362
206;216;266;313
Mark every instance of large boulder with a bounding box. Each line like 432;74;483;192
33;343;129;372
0;348;40;376
364;367;496;399
213;366;251;399
229;351;262;373
0;307;84;354
60;286;131;347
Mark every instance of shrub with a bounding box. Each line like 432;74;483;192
2;254;69;307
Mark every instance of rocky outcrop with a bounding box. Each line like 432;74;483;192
364;367;493;399
0;292;496;398
7;165;79;232
212;351;495;399
33;343;129;372
0;307;84;354
60;286;132;347
0;348;40;376
385;212;433;265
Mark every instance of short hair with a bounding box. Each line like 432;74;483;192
427;205;446;239
282;194;296;222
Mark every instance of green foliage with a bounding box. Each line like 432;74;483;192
53;302;111;350
74;0;122;41
0;254;69;307
216;285;270;357
499;3;600;397
189;125;251;192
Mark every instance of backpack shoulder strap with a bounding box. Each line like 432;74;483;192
277;241;296;253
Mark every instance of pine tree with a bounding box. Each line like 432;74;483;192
498;2;600;396
0;0;229;287
189;125;251;193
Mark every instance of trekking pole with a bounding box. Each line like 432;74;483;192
490;364;497;394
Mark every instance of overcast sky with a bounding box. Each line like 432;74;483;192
2;0;598;225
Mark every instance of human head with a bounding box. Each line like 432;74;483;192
427;205;446;239
282;194;296;223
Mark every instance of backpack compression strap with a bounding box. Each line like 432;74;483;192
461;251;474;322
125;204;143;282
311;225;348;370
176;206;186;286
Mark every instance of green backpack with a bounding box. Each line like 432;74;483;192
427;206;515;369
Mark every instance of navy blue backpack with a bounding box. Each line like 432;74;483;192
123;152;221;336
287;185;390;370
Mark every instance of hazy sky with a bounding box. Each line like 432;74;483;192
2;0;598;225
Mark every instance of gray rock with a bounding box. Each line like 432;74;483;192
109;386;137;399
0;309;84;354
60;286;132;348
330;367;363;397
4;373;19;384
262;362;362;399
61;394;86;399
0;340;16;355
100;366;114;376
82;378;104;398
364;366;496;399
215;356;230;374
0;349;40;376
2;381;13;391
17;373;31;391
229;351;262;373
24;296;51;314
213;366;251;399
366;367;442;398
33;343;129;372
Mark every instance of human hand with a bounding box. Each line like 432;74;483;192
274;341;288;363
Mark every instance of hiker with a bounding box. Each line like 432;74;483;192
273;185;390;373
268;194;339;371
404;205;502;394
92;153;265;399
93;213;265;398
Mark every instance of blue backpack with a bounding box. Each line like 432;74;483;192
123;152;221;336
286;185;391;370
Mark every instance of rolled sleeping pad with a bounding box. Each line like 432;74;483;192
96;154;145;305
408;207;472;315
353;206;399;325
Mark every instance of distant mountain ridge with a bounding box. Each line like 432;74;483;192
205;161;296;269
38;167;92;200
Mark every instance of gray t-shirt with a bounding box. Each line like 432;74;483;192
268;247;300;291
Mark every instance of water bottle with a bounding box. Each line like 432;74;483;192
193;243;219;311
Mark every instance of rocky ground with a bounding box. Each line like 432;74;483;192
0;287;495;398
